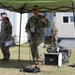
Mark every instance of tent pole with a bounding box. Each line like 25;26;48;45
72;0;75;26
18;3;27;61
18;13;22;61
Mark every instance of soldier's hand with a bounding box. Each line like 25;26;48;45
27;31;31;36
41;18;46;23
51;34;53;37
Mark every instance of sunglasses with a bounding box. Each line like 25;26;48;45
32;9;38;11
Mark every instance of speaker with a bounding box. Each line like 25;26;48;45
43;53;62;67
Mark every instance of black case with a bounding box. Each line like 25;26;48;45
47;46;72;64
43;53;62;66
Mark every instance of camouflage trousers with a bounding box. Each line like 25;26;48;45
1;43;10;59
51;36;58;47
30;37;44;69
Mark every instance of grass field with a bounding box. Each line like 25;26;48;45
0;43;75;75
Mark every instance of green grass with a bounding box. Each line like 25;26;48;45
0;43;75;75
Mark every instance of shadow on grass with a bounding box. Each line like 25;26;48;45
0;59;34;69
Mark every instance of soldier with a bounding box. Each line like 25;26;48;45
51;24;58;47
0;13;7;42
0;13;7;19
25;5;50;72
0;17;12;61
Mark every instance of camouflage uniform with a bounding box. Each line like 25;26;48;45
51;26;58;47
25;14;50;68
1;21;12;60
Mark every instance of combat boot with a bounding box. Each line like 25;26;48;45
34;61;42;71
1;58;9;61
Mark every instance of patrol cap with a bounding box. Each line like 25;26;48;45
33;5;39;9
0;12;7;16
32;5;39;11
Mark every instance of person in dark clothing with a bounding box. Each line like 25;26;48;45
0;16;12;61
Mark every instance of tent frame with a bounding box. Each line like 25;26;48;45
0;1;75;60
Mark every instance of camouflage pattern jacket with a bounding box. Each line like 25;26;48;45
25;14;50;40
1;22;12;43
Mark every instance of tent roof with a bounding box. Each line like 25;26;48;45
0;0;74;61
0;0;75;13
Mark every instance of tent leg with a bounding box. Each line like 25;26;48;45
18;13;22;61
72;1;75;25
